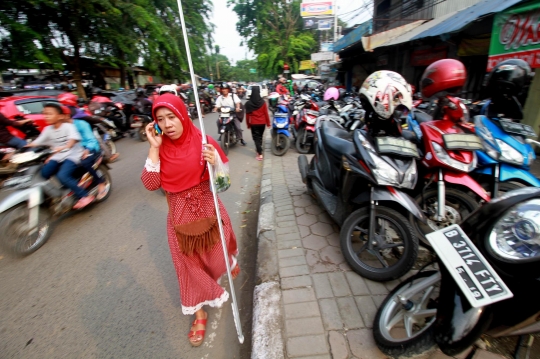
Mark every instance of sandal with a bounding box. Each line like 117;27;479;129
188;315;208;347
96;186;109;201
232;264;241;280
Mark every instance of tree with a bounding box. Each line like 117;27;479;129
230;0;317;77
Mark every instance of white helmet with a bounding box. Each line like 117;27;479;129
359;71;412;120
159;84;178;96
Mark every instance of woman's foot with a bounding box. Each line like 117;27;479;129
256;154;263;161
188;310;208;347
73;195;95;210
96;183;108;201
232;264;241;279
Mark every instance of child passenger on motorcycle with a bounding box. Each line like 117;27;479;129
26;103;95;209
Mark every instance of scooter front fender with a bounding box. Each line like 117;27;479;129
432;171;491;202
0;187;44;214
499;163;540;187
435;266;492;356
306;125;315;132
277;129;291;137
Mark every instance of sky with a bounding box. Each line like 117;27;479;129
210;0;373;64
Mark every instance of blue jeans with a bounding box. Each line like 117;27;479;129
80;152;104;184
7;136;27;149
41;160;88;199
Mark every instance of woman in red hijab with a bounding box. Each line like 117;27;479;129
141;94;239;347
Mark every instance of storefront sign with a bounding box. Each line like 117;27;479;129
301;2;334;17
311;52;334;62
488;2;540;70
320;42;334;52
410;47;448;67
318;20;332;30
299;60;316;70
303;16;334;29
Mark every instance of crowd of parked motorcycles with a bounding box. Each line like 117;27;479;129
263;59;540;358
1;57;540;357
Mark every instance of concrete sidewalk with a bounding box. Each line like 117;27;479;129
251;131;509;359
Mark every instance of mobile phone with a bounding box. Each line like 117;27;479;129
153;122;162;135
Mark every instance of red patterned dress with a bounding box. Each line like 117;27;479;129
141;159;238;315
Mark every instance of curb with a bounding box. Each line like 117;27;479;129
251;130;285;359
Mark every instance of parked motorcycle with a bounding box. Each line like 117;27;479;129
298;116;426;281
291;94;319;154
373;187;540;358
270;104;291;156
0;147;112;256
130;114;153;142
218;106;238;155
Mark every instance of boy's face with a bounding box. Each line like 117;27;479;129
42;107;62;125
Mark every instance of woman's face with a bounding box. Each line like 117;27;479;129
155;107;183;140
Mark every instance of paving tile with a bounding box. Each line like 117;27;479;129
278;220;298;228
319;298;343;330
302;234;328;251
318;212;334;224
276;226;300;235
279;232;302;241
311;273;333;299
384;279;401;293
279;255;307;268
294;356;331;359
286;317;325;337
311;262;338;273
328;272;352;297
276;209;295;217
297;213;319;226
365;278;390;295
320;246;345;265
279;248;304;259
345;272;370;296
294;198;313;208
287;335;328;357
275;204;294;212
372;295;386;308
284;302;321;319
283;287;316;304
310;222;335;236
429;350;454;359
294;207;306;216
337;297;364;329
328;331;349;359
305;204;323;215
347;329;387;359
281;275;312;290
280;264;310;278
277;239;303;250
354;296;378;329
298;224;311;238
326;232;340;247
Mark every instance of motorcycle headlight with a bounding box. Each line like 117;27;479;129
432;142;476;172
400;160;418;190
489;199;540;262
496;139;524;165
474;117;499;160
357;132;400;186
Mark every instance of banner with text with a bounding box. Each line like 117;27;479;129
301;2;334;17
303;16;334;29
488;2;540;70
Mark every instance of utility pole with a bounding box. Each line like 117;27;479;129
334;0;338;43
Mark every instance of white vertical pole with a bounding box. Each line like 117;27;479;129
334;0;338;43
174;0;244;344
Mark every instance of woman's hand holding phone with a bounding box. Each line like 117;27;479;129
146;122;163;149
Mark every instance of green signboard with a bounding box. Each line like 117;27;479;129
249;68;257;73
488;2;540;70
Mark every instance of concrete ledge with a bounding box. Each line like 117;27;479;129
251;281;284;359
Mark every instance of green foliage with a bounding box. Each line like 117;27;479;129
230;0;317;78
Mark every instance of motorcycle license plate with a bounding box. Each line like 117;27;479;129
443;133;484;151
221;113;230;118
376;137;420;158
426;224;513;308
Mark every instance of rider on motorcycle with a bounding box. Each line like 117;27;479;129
276;77;290;96
159;84;178;96
134;87;153;115
26;103;95;209
0;112;33;149
213;83;245;145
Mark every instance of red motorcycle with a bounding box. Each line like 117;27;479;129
290;94;319;154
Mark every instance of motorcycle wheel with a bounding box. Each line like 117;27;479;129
482;180;524;198
105;138;117;156
413;187;478;243
271;133;290;156
373;271;439;358
295;127;311;154
340;207;418;281
95;166;113;203
221;131;230;156
0;204;53;256
138;125;148;142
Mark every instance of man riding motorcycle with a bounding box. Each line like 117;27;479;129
276;77;290;96
134;87;153;116
213;83;245;145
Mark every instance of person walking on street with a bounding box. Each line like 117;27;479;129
245;86;270;161
276;77;289;96
213;83;246;145
141;94;240;347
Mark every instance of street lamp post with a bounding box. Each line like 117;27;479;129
216;60;228;81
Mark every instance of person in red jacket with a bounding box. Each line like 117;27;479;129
275;77;289;96
245;86;271;160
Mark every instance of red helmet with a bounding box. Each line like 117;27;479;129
58;93;78;107
420;59;466;99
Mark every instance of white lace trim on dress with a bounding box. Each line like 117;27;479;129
181;289;229;315
145;158;160;172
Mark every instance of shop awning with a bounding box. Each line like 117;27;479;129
361;20;426;52
333;20;372;53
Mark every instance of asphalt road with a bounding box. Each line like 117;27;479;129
0;111;262;358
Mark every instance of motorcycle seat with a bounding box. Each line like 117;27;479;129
321;120;355;158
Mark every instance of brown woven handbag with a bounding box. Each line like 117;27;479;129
166;193;220;256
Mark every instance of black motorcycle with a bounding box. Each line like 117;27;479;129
373;187;540;358
218;106;238;155
298;116;426;281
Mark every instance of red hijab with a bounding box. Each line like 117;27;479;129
152;94;227;193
